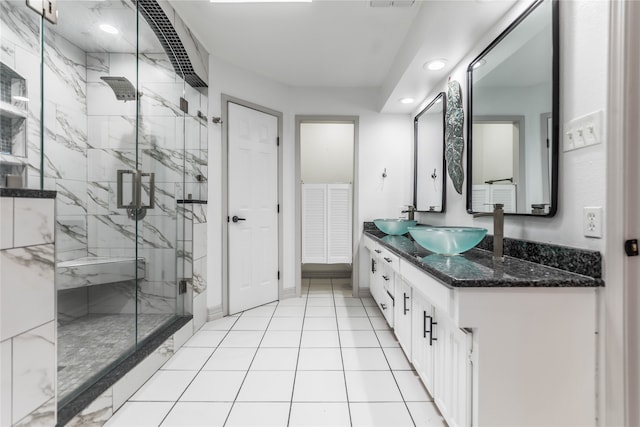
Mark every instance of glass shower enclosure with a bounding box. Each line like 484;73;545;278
1;0;208;408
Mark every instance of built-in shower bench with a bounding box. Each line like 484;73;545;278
56;256;146;291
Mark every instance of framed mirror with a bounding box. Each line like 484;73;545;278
466;0;558;216
414;92;446;212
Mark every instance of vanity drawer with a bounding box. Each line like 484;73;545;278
379;246;400;272
400;259;455;318
362;235;376;252
379;262;395;295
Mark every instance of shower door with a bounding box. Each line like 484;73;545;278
37;0;186;407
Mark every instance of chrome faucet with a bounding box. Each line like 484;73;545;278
473;203;504;260
402;205;416;221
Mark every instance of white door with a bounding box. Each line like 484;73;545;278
301;184;327;263
327;184;352;263
228;102;279;314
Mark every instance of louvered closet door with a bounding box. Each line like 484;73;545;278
327;184;352;263
302;184;327;263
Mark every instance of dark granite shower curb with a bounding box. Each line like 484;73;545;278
0;188;56;198
56;315;192;427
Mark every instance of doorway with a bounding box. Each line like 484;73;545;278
222;96;283;315
295;116;359;295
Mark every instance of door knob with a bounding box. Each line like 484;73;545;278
232;215;246;223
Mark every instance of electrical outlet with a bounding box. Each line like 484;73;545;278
583;207;603;238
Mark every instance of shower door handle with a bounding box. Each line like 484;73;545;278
117;170;155;210
117;170;137;208
138;172;155;209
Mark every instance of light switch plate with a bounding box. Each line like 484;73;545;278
564;110;604;152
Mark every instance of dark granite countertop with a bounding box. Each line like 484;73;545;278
364;228;604;289
1;188;56;198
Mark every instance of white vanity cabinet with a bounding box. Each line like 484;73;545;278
377;246;397;327
393;276;412;357
363;232;599;427
363;236;382;304
365;236;399;328
411;288;437;394
404;266;472;427
433;308;472;427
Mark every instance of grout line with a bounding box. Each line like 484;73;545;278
221;304;280;427
332;277;354;427
286;282;309;427
367;299;418;427
155;315;242;426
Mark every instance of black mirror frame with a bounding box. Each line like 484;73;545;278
414;92;447;213
466;0;559;217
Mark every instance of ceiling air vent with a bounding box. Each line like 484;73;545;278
370;0;415;7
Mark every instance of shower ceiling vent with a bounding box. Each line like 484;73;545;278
134;0;208;88
370;0;415;7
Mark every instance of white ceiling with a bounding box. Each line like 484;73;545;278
170;0;420;88
167;0;522;113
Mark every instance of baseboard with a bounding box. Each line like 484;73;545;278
356;288;372;298
302;272;352;279
207;305;223;322
280;287;298;299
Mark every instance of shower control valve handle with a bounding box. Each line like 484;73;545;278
232;215;246;223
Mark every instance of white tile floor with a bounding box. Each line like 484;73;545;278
104;278;448;427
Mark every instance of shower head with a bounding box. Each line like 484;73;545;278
100;76;140;102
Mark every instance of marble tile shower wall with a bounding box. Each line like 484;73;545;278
1;194;56;427
178;202;208;329
85;52;208;317
0;2;43;188
2;2;208;319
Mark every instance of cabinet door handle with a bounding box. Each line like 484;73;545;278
382;275;390;281
424;314;438;345
384;257;392;263
403;293;410;315
423;311;428;338
375;249;382;254
429;316;438;346
371;259;376;273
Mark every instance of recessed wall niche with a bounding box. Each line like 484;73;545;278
0;62;28;188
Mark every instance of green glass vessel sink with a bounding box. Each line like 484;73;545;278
373;219;418;235
408;226;487;255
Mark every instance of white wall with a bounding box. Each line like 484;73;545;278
300;123;354;184
206;57;412;310
414;0;608;256
414;1;613;424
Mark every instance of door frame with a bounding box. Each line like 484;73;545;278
606;1;640;424
295;115;360;296
221;95;283;316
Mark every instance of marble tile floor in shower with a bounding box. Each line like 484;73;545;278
104;278;447;427
58;313;175;402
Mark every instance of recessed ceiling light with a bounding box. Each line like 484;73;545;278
400;98;415;104
99;24;119;35
12;96;29;102
424;59;447;71
473;59;486;69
